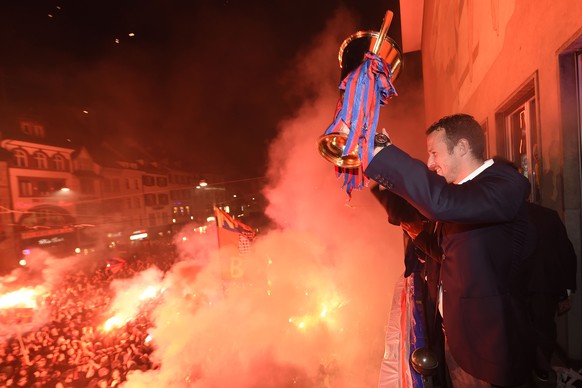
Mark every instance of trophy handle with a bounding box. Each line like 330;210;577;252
370;10;394;54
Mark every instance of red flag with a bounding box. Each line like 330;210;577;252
214;207;255;281
214;207;254;253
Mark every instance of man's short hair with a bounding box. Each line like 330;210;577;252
425;113;485;160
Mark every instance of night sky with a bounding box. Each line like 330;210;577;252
0;0;400;181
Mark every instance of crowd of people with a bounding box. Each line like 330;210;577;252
0;242;177;388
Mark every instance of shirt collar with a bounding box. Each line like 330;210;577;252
457;159;494;184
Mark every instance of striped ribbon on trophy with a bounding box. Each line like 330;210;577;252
323;52;397;196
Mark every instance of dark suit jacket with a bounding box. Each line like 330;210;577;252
365;146;536;387
371;184;428;276
526;202;578;296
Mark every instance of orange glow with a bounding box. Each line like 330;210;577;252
104;273;164;332
288;290;347;332
139;285;161;301
103;316;124;331
0;288;39;309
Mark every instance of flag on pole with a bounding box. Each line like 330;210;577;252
214;207;255;281
214;206;255;253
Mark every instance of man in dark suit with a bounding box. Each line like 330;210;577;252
525;202;578;382
366;114;536;387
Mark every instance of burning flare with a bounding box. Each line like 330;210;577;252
0;288;39;309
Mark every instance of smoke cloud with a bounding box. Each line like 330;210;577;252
121;7;427;388
0;249;88;338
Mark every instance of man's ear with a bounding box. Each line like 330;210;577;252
456;138;470;156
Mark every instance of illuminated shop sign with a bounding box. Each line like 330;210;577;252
38;237;66;245
21;227;74;239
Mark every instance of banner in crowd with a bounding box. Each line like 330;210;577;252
378;273;426;388
214;207;255;281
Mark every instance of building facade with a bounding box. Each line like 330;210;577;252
416;0;582;360
0;119;228;270
0;120;79;263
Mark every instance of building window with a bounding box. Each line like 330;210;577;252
17;178;65;197
134;197;141;208
111;179;121;192
53;154;66;171
13;149;28;167
79;178;95;194
102;178;111;193
144;193;156;206
77;158;92;171
33;151;48;169
19;180;33;196
156;177;168;187
158;193;169;205
149;213;156;227
496;76;541;201
143;175;155;186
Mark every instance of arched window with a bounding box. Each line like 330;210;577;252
33;151;48;169
13;149;28;167
53;154;66;171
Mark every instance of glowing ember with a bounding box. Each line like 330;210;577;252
288;291;347;332
139;285;161;300
103;275;164;332
0;288;38;309
103;316;125;331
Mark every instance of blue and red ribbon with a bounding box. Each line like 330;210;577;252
324;52;397;197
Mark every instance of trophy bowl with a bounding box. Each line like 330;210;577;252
317;132;360;168
339;30;403;82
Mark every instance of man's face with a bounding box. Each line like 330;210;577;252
426;129;461;183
